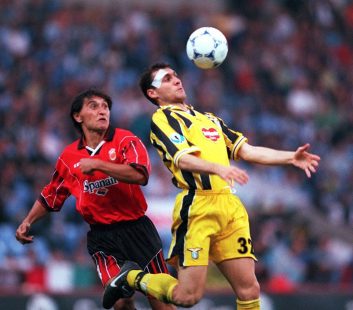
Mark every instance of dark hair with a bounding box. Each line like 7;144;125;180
139;62;170;106
70;88;113;132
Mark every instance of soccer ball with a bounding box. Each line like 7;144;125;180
186;27;228;69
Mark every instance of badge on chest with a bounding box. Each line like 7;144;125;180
201;128;220;142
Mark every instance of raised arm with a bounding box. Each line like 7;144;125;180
238;142;320;178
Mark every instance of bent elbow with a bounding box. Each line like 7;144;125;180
137;174;148;186
139;179;148;186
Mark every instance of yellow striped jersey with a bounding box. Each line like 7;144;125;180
150;104;247;190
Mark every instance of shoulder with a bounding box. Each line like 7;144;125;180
113;128;146;146
151;107;167;122
61;139;80;155
204;112;223;123
152;106;166;115
54;140;80;169
204;111;218;119
114;127;135;137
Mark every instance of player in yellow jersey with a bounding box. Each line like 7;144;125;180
102;63;321;310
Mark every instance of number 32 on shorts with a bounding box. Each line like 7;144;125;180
237;237;254;255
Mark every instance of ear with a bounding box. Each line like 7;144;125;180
73;112;82;123
147;88;158;101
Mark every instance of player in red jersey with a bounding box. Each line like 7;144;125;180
15;89;175;310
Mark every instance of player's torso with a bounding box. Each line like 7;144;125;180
168;109;230;190
60;133;146;223
177;110;230;165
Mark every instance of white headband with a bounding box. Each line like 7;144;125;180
151;69;168;88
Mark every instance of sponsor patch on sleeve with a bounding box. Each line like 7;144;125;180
169;133;185;144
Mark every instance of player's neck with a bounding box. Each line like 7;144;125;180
83;130;106;148
179;103;189;111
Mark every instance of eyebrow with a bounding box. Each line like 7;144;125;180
163;73;172;80
163;70;177;80
86;97;107;104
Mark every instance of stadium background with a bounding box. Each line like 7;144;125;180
0;0;352;309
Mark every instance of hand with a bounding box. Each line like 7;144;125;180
292;143;321;178
16;222;33;244
217;164;249;186
79;158;98;175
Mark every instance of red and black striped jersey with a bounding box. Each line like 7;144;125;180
38;127;151;224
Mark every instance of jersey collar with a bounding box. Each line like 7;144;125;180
159;103;196;116
159;103;194;111
77;126;115;149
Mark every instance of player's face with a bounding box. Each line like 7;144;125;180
74;96;110;133
150;68;186;105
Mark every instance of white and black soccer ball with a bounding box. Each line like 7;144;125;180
186;27;228;69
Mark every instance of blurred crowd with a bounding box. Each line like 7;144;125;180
0;0;352;294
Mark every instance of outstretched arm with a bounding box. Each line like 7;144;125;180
16;200;49;244
238;142;320;178
177;153;249;186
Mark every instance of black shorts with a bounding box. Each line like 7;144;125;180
87;215;169;286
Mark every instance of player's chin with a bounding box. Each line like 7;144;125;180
176;92;187;101
96;122;109;132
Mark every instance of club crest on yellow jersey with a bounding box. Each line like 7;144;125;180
187;247;202;260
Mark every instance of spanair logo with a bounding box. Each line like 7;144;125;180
83;176;118;196
169;133;185;144
202;128;220;141
109;148;116;161
187;247;202;260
